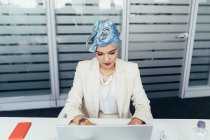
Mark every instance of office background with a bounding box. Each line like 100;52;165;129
0;0;210;113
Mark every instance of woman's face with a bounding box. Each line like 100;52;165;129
95;44;118;70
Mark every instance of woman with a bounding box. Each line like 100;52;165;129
63;19;153;125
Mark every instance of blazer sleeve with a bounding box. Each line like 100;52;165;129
131;64;153;124
64;62;84;123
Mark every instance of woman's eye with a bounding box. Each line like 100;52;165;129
109;51;116;55
97;53;103;56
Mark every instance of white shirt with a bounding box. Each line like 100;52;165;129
99;73;118;115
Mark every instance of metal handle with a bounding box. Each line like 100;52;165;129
177;33;189;39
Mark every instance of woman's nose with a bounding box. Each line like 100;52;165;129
104;54;109;62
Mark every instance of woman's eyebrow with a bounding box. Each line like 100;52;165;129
95;51;103;54
96;49;117;54
109;49;117;53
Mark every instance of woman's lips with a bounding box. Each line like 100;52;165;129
104;63;111;66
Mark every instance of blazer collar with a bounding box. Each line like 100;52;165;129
115;58;125;74
90;57;99;71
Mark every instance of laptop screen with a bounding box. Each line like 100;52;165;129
56;124;153;140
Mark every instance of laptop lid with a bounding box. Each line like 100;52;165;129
56;124;153;140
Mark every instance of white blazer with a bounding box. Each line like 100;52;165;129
63;57;153;124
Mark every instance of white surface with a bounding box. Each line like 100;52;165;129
0;117;209;140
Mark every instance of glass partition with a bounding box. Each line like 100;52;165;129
0;0;51;97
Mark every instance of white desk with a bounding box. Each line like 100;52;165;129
0;117;209;140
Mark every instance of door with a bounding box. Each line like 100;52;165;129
182;0;210;98
127;0;192;98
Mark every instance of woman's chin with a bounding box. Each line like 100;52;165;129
104;65;114;69
102;64;114;69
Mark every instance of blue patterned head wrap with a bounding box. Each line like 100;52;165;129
86;19;121;52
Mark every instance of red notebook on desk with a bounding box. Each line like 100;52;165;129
8;122;32;140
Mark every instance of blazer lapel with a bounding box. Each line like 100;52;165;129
115;59;126;118
86;58;100;117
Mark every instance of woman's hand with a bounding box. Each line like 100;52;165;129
128;117;145;125
80;119;96;125
72;115;95;125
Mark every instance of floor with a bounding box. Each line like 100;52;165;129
0;97;210;119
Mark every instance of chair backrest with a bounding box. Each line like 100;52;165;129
58;107;67;118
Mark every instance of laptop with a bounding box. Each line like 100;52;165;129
56;124;153;140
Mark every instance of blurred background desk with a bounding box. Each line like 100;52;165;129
0;117;209;140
